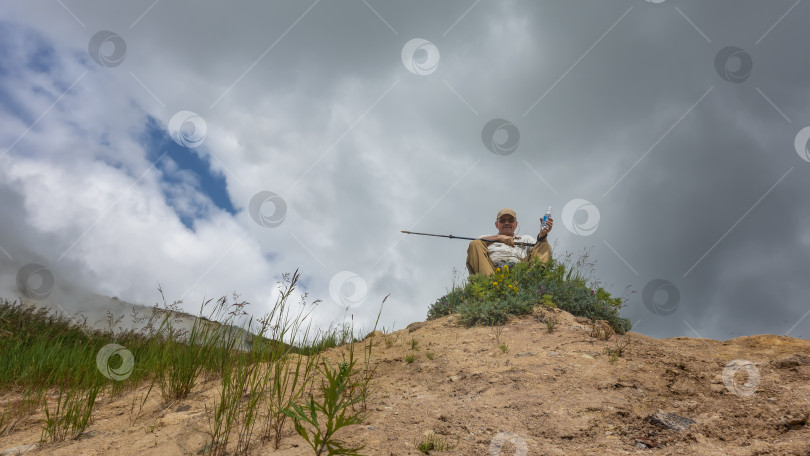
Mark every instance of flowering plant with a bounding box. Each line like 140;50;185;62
468;264;519;301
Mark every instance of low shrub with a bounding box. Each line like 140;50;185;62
427;254;632;334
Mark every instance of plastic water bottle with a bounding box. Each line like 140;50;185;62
542;206;551;230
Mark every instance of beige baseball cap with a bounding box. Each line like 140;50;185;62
496;208;516;220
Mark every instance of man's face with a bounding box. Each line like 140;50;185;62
495;215;516;236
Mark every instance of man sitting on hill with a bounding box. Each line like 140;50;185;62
465;208;553;276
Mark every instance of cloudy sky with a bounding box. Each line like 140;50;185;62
1;0;808;341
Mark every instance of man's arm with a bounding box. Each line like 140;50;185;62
480;234;515;247
537;216;554;243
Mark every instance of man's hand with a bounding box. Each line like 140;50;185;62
496;234;515;247
540;217;554;237
480;234;515;246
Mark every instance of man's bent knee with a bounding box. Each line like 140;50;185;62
466;240;495;276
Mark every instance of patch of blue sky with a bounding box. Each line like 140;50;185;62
140;116;236;230
27;45;56;75
0;26;34;127
0;25;11;79
0;21;55;76
0;84;32;131
0;22;70;131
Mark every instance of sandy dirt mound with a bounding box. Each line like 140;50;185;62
2;308;809;455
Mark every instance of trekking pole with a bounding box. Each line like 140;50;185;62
400;230;536;247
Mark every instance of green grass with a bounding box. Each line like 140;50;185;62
41;384;100;442
0;301;143;392
415;432;454;453
0;269;380;455
380;324;399;349
604;335;633;364
544;314;559;333
427;250;632;334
